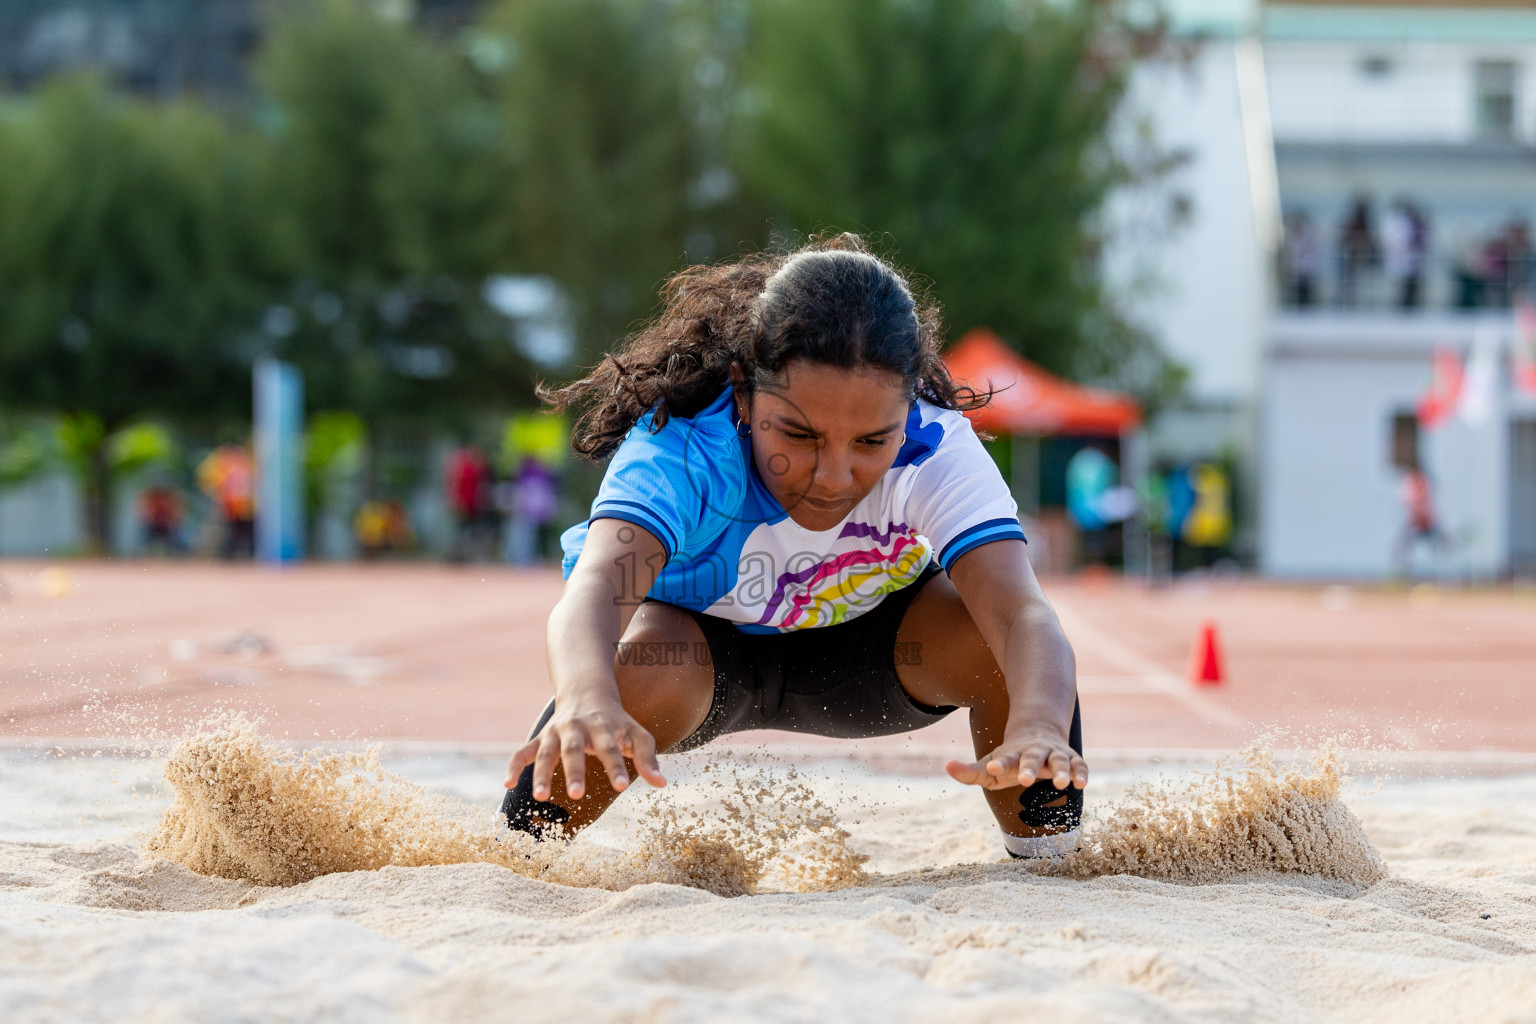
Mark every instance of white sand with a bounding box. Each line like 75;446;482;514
2;727;1534;1023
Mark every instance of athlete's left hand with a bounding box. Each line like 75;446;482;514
945;727;1088;791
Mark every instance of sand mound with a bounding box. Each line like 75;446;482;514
146;718;1383;898
4;736;1536;1022
1048;741;1387;888
144;716;865;896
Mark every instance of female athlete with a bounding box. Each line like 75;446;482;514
501;234;1087;859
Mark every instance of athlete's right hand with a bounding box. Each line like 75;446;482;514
504;701;667;801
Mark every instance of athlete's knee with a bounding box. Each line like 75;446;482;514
612;605;700;681
610;606;713;739
955;656;1010;713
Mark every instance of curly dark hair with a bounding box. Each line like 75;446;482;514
537;232;995;461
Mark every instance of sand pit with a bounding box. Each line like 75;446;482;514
1;726;1534;1023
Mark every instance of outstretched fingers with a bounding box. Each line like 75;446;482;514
946;757;1014;790
1015;746;1049;788
1016;745;1085;789
506;714;669;803
531;729;563;802
588;727;629;793
1032;747;1089;789
949;742;1090;792
624;728;667;788
1068;751;1090;788
559;729;588;800
504;738;540;788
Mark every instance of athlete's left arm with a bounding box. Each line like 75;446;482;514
943;538;1088;793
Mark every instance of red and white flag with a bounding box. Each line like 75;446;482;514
1457;322;1499;427
1417;345;1464;429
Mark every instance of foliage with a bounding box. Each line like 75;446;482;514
478;0;703;366
51;413;107;481
304;409;365;516
0;423;52;489
0;76;263;429
734;0;1184;400
0;0;1186;550
0;76;263;547
107;422;177;477
254;0;533;435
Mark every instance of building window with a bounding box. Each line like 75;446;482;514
1474;60;1518;140
1390;412;1420;470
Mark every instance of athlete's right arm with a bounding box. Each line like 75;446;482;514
504;517;670;802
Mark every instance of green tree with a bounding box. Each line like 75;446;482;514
0;421;51;490
253;0;540;500
735;0;1182;399
254;0;533;489
478;0;702;365
0;77;263;550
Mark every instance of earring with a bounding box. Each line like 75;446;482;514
736;408;752;438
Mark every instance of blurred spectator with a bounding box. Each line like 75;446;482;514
1465;217;1532;308
1455;234;1487;309
1066;445;1123;567
196;444;255;559
1282;210;1321;307
138;479;185;556
1338;197;1379;308
1183;462;1233;567
1393;461;1448;578
355;501;387;560
1382;200;1428;309
503;455;561;566
445;445;495;562
355;498;415;560
1478;230;1511;307
1493;217;1532;307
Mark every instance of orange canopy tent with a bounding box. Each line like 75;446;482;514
941;328;1141;437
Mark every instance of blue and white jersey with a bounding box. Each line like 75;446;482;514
559;383;1026;633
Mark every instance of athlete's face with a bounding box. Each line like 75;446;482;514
732;358;909;532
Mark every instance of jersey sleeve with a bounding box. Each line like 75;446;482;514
586;411;724;562
906;415;1028;573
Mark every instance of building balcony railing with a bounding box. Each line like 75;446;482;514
1278;253;1536;313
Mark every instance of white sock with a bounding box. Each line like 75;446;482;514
1003;827;1081;860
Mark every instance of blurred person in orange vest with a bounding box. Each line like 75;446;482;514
197;444;255;559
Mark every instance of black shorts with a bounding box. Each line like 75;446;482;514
500;559;1085;836
661;561;957;751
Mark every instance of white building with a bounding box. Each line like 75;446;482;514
1261;0;1536;579
1107;0;1278;560
1116;0;1536;578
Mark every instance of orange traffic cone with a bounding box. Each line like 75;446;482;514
1189;620;1224;686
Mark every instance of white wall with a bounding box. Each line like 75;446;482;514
1261;316;1510;578
1267;39;1536;145
1107;40;1272;406
0;473;84;556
